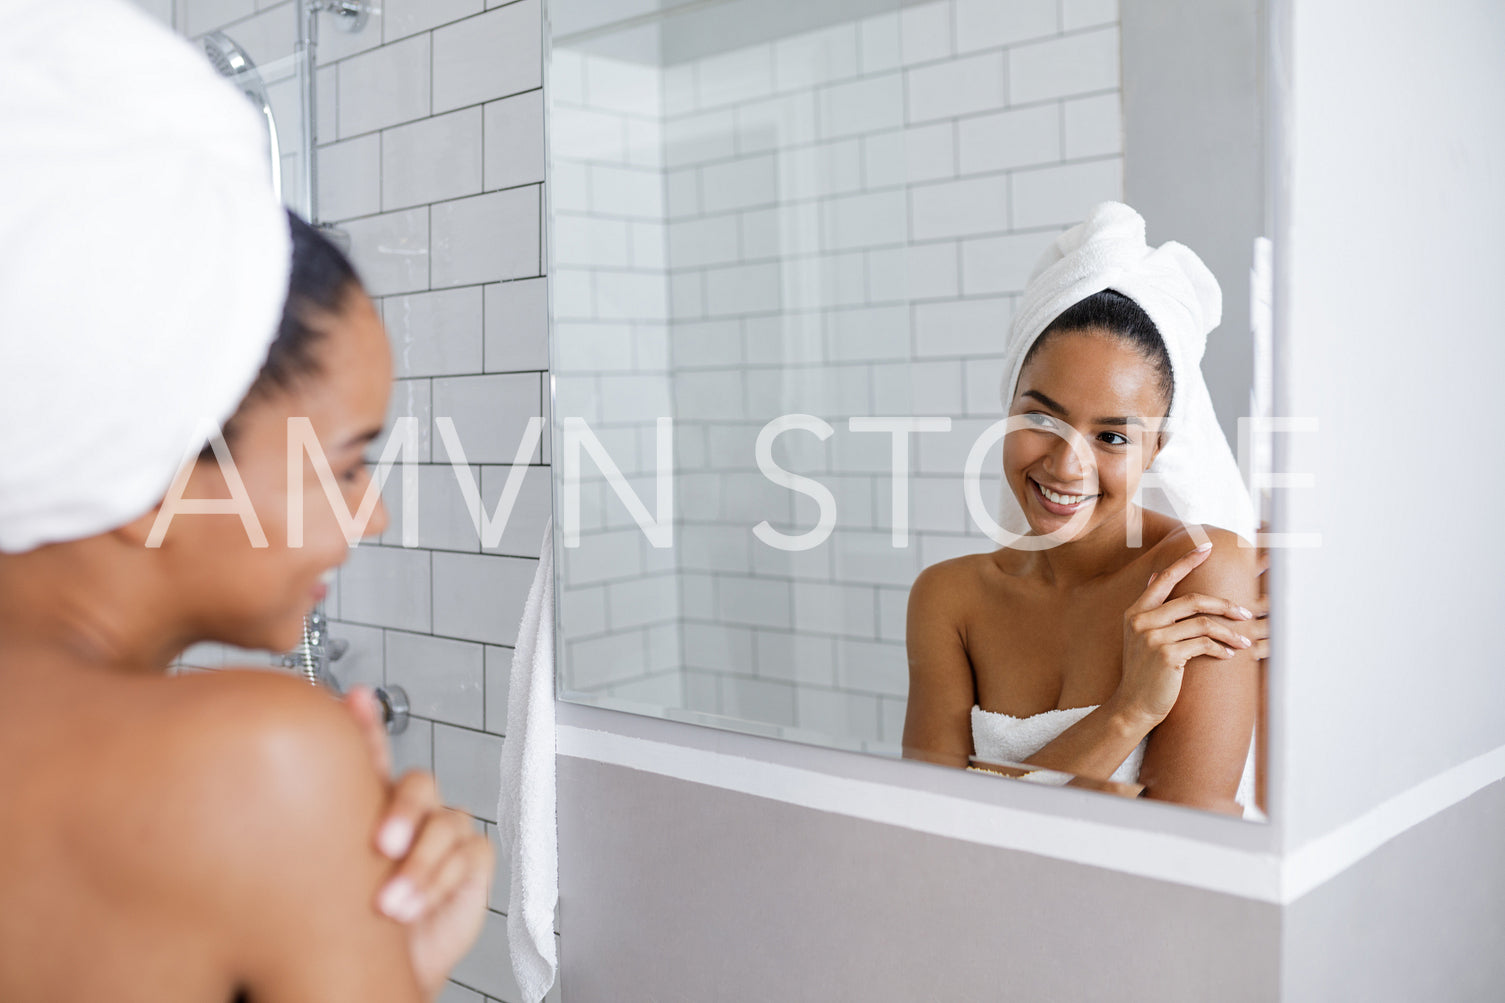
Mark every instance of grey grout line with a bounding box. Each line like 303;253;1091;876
553;174;1111;255
330;88;544;153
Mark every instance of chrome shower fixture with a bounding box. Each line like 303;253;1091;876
202;32;282;204
284;606;410;735
308;0;375;33
296;0;376;226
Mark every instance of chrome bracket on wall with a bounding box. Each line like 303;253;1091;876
298;1;377;227
375;684;410;735
309;0;374;34
284;606;409;735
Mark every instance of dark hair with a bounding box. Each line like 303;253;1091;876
1022;289;1174;412
211;212;362;451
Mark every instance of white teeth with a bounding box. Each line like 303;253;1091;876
1038;482;1090;506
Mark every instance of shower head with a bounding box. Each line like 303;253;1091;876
202;32;282;203
203;32;269;108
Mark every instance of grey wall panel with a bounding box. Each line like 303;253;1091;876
1122;0;1264;449
1282;777;1505;1003
558;756;1279;1002
1274;0;1505;846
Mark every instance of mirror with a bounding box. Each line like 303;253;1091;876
547;0;1271;819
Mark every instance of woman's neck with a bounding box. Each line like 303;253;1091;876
1002;505;1155;589
0;542;189;676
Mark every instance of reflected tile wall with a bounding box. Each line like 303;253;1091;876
553;0;1123;752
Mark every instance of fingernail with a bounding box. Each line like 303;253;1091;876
378;818;413;858
1236;606;1253;619
397;889;425;923
380;878;414;919
1196;542;1212;552
1238;634;1252;647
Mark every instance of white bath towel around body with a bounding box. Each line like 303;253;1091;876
971;704;1264;821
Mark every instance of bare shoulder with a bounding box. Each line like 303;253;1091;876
133;670;421;995
143;668;385;860
1150;523;1256;576
1152;523;1258;601
909;552;995;611
79;669;393;928
0;665;417;1000
152;665;365;761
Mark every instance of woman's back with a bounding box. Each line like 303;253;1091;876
0;660;424;1003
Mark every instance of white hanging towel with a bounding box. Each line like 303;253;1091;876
497;520;558;1003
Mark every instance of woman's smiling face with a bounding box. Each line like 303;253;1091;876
1004;328;1170;540
162;288;394;654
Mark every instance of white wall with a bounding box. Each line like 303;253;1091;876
1275;0;1505;847
1122;0;1265;448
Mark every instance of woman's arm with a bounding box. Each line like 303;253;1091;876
902;562;978;769
999;702;1155;782
1016;539;1258;790
1136;529;1261;814
341;685;495;990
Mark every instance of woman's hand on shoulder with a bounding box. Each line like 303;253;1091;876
341;686;494;997
1147;525;1268;660
1156;526;1268;658
1112;535;1259;730
1131;525;1266;812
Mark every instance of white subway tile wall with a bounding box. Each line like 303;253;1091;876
342;207;431;296
164;2;551;999
431;1;542;113
382;108;485;210
547;34;687;721
182;0;254;38
551;0;1122;752
338;33;432;137
316;133;381;222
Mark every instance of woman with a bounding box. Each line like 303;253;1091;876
0;4;489;999
903;203;1269;817
0;210;494;1001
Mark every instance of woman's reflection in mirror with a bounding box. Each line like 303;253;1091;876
902;203;1269;819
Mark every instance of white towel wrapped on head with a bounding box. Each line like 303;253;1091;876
998;202;1256;540
0;0;290;554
